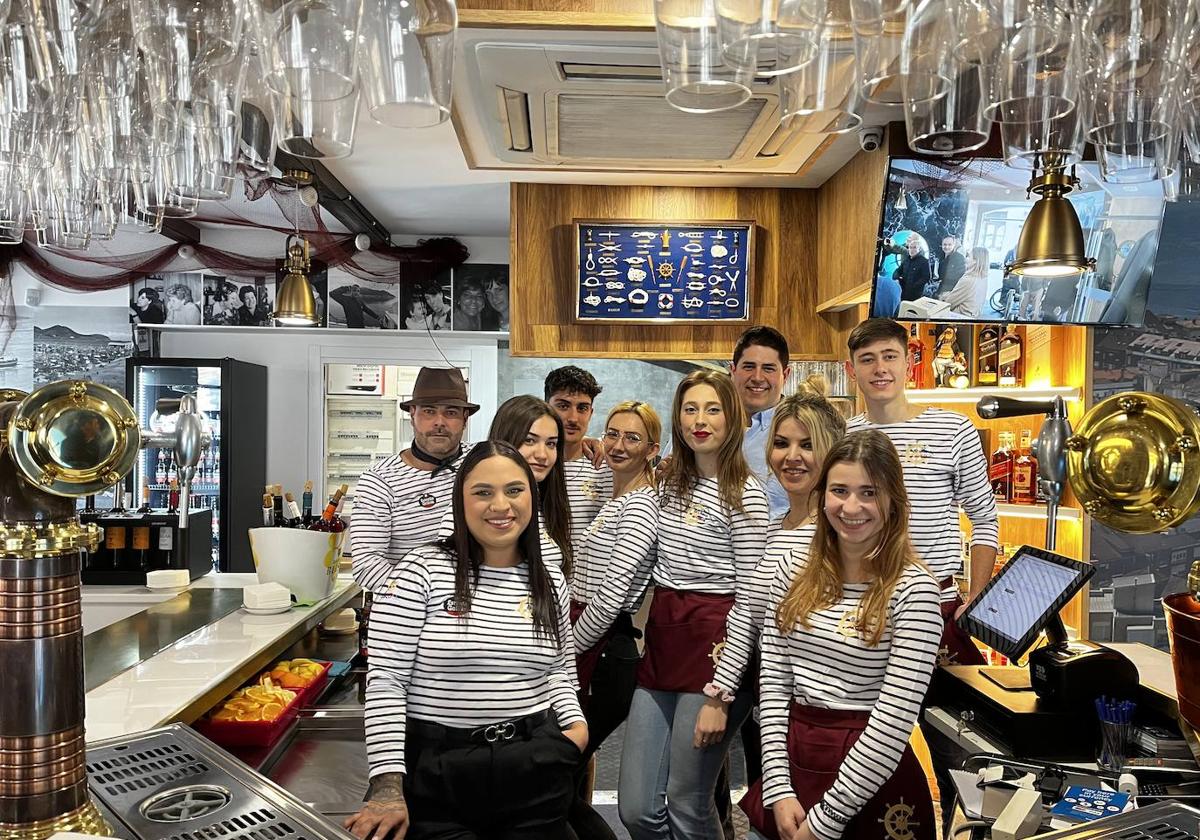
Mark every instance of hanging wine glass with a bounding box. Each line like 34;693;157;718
357;0;457;128
715;0;822;77
780;0;864;133
655;0;754;113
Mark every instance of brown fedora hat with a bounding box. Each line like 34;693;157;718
399;367;480;414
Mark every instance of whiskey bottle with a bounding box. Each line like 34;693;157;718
989;431;1015;503
906;324;926;390
998;325;1024;387
977;324;1000;386
310;484;349;533
1012;429;1038;504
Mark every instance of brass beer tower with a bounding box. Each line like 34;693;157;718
0;375;223;838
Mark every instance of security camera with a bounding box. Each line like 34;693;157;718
858;126;884;152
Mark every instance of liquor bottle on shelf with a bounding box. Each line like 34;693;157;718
990;431;1015;503
137;485;153;514
302;480;314;527
977;324;1000;386
155;451;167;485
168;478;180;513
906;324;926;390
1012;429;1038;505
310;484;349;533
261;493;274;526
998;324;1024;387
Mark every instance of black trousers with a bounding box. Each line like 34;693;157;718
404;714;579;840
568;617;641;840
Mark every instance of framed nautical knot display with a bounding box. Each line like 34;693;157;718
573;220;755;324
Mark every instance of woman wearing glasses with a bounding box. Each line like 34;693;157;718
569;401;662;840
619;370;770;840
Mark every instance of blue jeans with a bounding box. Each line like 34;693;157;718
617;688;754;840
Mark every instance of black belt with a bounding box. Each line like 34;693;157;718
409;710;549;746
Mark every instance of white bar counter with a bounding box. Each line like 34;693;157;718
83;572;360;743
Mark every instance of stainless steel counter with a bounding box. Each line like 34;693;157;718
83;589;245;691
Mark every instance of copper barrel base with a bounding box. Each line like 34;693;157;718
0;799;111;839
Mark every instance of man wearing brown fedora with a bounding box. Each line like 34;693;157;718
351;367;479;592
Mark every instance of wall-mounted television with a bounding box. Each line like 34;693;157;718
869;157;1167;326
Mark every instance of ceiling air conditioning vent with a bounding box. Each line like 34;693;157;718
455;30;854;177
554;93;767;160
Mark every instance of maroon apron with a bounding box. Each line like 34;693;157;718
740;704;936;840
938;578;985;667
636;586;734;693
570;599;618;698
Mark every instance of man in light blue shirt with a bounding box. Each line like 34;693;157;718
731;326;792;519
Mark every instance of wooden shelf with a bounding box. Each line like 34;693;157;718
815;282;871;314
995;502;1081;521
905;385;1080;404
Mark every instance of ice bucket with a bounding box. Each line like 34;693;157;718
1163;592;1200;733
247;527;344;602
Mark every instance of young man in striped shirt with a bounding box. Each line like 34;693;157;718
843;317;999;829
351;367;478;593
546;366;614;552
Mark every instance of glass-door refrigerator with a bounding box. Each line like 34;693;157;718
126;357;267;572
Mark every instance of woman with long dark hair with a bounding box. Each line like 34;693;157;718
741;430;941;840
438;395;573;572
347;441;586;840
618;370;770;840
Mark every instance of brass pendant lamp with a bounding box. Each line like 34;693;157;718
274;233;317;326
1007;155;1096;279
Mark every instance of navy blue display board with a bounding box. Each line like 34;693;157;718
573;220;754;323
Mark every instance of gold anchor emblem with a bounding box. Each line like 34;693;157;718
580;478;599;501
835;610;860;641
879;799;917;840
683;503;704;526
516;597;533;620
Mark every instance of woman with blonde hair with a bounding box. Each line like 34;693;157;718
570;400;662;840
942;246;989;318
619;370;770;840
741;430;941;840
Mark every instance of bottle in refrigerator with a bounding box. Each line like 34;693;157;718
168;478;179;513
104;524;126;569
990;431;1015;503
155;451;167;485
137;485;153;513
1012;429;1038;505
132;524;151;570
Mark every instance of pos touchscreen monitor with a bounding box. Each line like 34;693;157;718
957;545;1094;660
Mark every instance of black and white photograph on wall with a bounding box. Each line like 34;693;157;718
452;264;509;331
274;258;329;327
399;274;452;331
130;274;204;326
202;275;273;326
1088;198;1200;655
327;270;398;329
33;305;132;390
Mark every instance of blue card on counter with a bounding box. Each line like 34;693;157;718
1050;787;1129;822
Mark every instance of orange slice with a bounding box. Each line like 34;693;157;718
234;708;262;722
260;702;283;721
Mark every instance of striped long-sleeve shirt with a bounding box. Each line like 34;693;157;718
847;409;999;600
436;508;565;568
571;486;659;651
364;545;585;778
350;452;464;592
563;457;614;553
655;477;770;694
710;517;816;696
759;560;943;840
